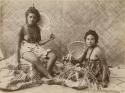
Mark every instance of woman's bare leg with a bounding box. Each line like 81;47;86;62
22;52;52;79
46;52;57;73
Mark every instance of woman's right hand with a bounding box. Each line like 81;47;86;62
84;44;88;51
16;64;21;70
76;45;88;62
15;52;21;70
15;58;21;70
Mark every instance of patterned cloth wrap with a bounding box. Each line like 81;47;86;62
0;41;52;91
20;41;51;68
21;41;51;58
57;56;104;90
0;54;43;91
56;41;108;90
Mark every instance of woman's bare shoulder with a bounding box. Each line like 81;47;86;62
18;25;26;35
21;24;27;29
94;45;105;56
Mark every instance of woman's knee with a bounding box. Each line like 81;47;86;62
23;52;38;64
47;52;57;60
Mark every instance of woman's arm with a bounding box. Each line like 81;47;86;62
97;47;109;83
77;46;88;62
100;55;108;81
16;27;24;65
39;39;51;45
39;34;55;45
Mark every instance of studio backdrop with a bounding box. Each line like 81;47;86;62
0;0;125;66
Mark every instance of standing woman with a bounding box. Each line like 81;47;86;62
17;6;57;79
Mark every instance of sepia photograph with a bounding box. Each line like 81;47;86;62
0;0;125;93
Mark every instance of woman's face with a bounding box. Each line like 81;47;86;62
27;13;37;26
85;34;96;47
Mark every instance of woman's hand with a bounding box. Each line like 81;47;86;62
75;46;88;62
15;50;21;70
15;58;21;70
49;34;55;41
83;44;88;51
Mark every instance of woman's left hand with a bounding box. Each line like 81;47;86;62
49;34;55;40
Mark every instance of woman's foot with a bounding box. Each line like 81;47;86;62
47;74;53;79
41;77;54;85
101;82;108;88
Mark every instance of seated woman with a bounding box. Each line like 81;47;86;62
78;30;110;88
59;30;110;89
0;6;57;91
17;6;57;79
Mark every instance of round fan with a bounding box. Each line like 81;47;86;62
67;41;85;60
39;11;51;31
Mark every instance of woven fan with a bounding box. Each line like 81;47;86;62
67;41;85;60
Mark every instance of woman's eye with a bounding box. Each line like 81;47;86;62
29;16;32;18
